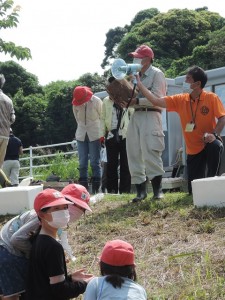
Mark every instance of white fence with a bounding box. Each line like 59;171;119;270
19;141;78;179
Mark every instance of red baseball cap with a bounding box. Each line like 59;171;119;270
61;184;92;212
72;86;93;106
34;188;73;213
129;45;154;59
100;239;135;266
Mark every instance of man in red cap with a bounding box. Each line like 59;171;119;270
126;45;167;202
72;86;103;194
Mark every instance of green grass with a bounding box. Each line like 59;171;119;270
1;191;225;299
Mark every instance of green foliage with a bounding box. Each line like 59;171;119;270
104;7;225;77
129;8;160;29
44;80;77;144
0;61;43;97
78;73;106;93
207;27;225;68
101;27;128;69
33;153;80;181
0;0;31;60
101;8;160;68
13;90;47;146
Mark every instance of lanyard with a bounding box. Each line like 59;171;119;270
189;97;200;124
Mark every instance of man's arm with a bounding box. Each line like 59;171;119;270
136;74;167;108
214;115;225;135
203;116;225;144
10;104;16;124
19;145;23;156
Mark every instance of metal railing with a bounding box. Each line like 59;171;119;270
19;141;78;179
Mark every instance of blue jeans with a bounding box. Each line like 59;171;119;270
77;135;101;180
0;246;28;296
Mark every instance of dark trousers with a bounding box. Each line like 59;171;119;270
105;136;131;194
101;162;107;192
187;139;224;194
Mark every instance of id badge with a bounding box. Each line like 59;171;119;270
185;123;195;132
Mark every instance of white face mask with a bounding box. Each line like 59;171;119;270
68;205;84;222
47;209;70;229
133;58;142;65
182;82;193;94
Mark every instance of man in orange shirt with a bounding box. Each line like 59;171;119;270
134;66;225;194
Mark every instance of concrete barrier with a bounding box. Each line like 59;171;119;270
192;176;225;207
0;185;43;215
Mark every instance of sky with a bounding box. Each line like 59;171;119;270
1;0;225;85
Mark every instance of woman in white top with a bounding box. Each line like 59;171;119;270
72;86;102;193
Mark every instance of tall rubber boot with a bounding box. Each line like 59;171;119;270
151;175;164;199
78;178;89;191
92;177;101;194
132;181;147;203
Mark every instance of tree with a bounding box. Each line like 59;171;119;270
128;8;160;29
101;27;127;69
206;27;225;68
0;0;31;60
79;73;106;92
13;90;47;147
0;60;43;97
102;7;225;77
44;81;78;144
101;9;160;69
166;25;225;78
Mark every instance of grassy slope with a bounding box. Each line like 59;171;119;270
1;192;225;299
67;192;225;300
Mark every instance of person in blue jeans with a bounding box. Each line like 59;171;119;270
72;86;103;193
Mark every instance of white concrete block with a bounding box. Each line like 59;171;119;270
192;176;225;207
0;185;43;215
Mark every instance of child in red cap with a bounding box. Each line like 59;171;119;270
0;184;92;300
84;239;147;300
25;188;93;300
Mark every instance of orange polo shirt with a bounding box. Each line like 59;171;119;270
165;90;225;155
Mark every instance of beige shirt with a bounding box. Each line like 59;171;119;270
134;65;167;110
0;90;15;138
72;95;102;141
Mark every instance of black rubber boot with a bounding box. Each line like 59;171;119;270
151;175;164;199
132;181;147;203
78;178;89;191
92;178;101;194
